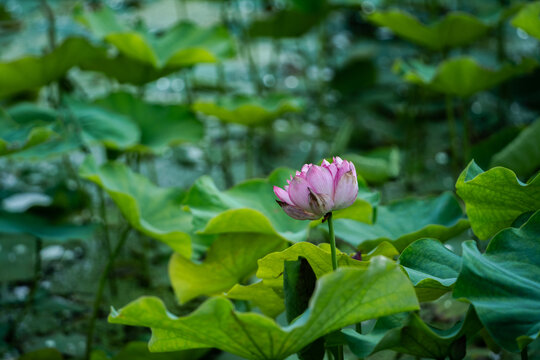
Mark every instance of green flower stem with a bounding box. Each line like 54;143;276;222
522;347;528;360
327;212;343;360
327;212;338;271
85;226;131;360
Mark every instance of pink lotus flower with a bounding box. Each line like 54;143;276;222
273;157;358;220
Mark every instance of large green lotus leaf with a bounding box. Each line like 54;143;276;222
256;242;366;289
93;92;203;153
227;241;397;317
0;123;56;156
76;7;235;68
511;2;540;41
183;169;309;243
453;211;540;352
455;161;540;240
334;192;469;252
8;134;81;160
0;37;100;98
80;53;177;85
399;238;461;302
66;100;140;150
248;10;325;39
344;146;400;184
343;308;482;359
5;103;57;125
109;256;419;360
491;119;540;180
192;94;304;126
169;233;286;304
226;281;285;318
79;157;192;256
394;57;538;97
91;341;208;360
0;210;95;243
257;241;397;289
367;10;489;51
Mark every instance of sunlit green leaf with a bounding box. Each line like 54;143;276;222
76;6;235;68
455;161;540;240
367;10;489;51
399;238;461;302
79;157;192;256
453;211;540;352
0;37;100;98
256;242;366;289
491;119;540;180
227;241;397;317
226;281;285;318
94;92;203;153
511;2;540;41
109;256;419;360
334;192;469;252
184;168;309;243
192;94;304;126
169;233;286;303
344;308;482;358
394;57;537;97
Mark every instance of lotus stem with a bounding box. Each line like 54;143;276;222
327;212;338;271
445;95;459;174
327;212;343;359
521;347;528;360
85;226;131;360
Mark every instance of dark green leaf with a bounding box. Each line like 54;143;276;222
334;192;469;252
399;238;461;301
283;257;324;360
453;211;540;352
344;308;482;358
94;92;203;153
368;10;489;51
455;161;540;239
491;119;540;180
394;57;537;97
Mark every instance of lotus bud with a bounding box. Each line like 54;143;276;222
273;157;359;220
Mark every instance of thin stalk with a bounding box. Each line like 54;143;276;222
10;237;43;341
245;127;256;179
327;212;338;271
326;213;343;359
40;0;56;50
462;97;472;164
216;62;234;187
85;226;131;360
98;187;117;296
521;347;528;360
445;95;459;174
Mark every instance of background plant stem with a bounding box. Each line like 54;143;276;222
85;226;131;360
